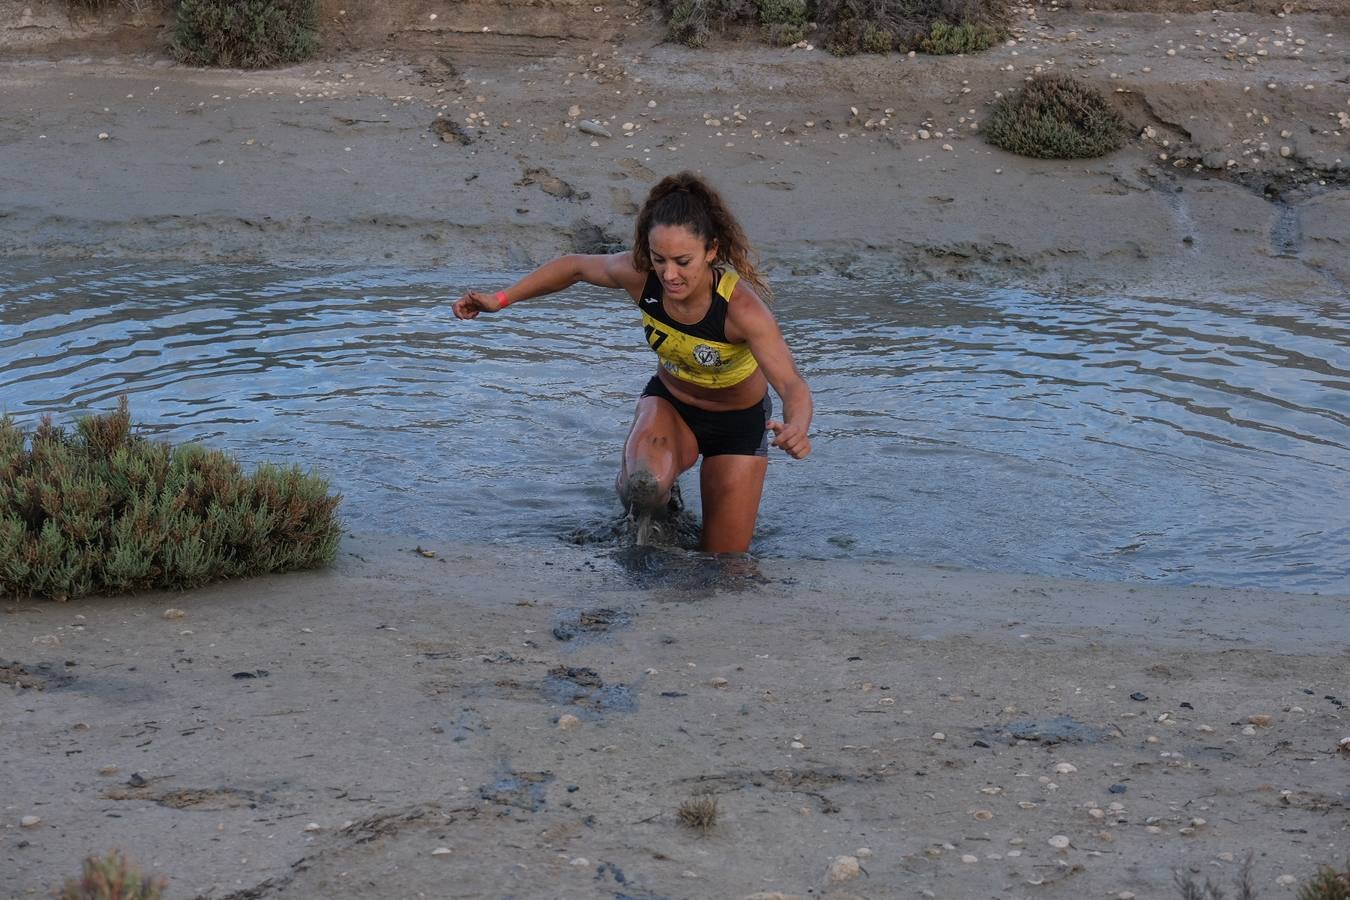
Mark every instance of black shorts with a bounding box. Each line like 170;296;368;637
642;375;771;458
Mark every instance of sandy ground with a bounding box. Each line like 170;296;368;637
2;2;1350;898
1;0;1348;297
3;537;1349;899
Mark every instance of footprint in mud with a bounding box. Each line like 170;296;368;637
517;166;588;200
0;660;75;691
552;607;629;643
478;770;554;811
540;665;637;715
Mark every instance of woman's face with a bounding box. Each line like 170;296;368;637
648;224;717;302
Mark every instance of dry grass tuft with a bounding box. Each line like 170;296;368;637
676;793;719;832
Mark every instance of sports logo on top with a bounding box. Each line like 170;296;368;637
692;344;724;368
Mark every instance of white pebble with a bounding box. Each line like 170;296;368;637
570;857;590;867
932;732;945;741
855;847;872;858
1054;762;1078;774
97;132;110;140
1277;875;1297;885
163;608;186;619
431;847;452;855
20;815;41;828
1048;835;1070;849
558;713;581;731
303;822;322;832
961;853;979;863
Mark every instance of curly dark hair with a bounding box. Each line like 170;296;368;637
632;172;772;302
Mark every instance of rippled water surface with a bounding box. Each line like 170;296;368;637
3;261;1347;592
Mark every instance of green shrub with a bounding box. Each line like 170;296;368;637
814;0;1008;55
983;72;1125;159
57;851;166;900
1298;862;1350;900
920;19;1004;54
171;0;319;69
0;398;342;601
759;0;807;44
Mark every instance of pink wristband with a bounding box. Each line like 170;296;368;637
495;290;510;309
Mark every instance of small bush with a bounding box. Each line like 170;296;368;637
758;0;807;44
1299;863;1350;900
676;793;719;832
983;72;1125;159
171;0;319;69
0;398;342;601
57;851;166;900
920;19;1004;53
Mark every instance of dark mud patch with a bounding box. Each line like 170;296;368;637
102;785;265;810
479;770;554;811
552;606;630;643
1001;715;1115;745
518;166;588;201
540;665;637;716
0;659;75;690
430;117;472;145
606;545;767;594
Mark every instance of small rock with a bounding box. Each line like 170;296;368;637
98;765;119;776
303;822;321;832
1048;835;1070;849
163;608;186;620
791;741;805;749
710;677;729;688
931;732;945;741
98;132;110;140
1276;875;1297;885
961;853;979;863
1280;146;1293;158
918;129;931;139
21;816;41;828
855;847;872;858
973;809;994;821
570;856;590;867
1242;725;1258;736
567;104;581;117
827;855;861;882
1248;714;1273;727
1129;691;1148;702
431;847;452;856
558;713;581;731
578;119;612;138
1338;736;1350;752
1054;762;1078;774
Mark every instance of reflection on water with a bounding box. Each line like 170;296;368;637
2;260;1347;592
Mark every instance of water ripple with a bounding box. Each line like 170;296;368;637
1;261;1346;592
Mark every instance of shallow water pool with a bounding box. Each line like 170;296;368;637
2;261;1347;592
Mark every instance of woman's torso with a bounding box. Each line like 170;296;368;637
637;268;768;411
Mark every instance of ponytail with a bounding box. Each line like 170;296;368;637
632;172;772;302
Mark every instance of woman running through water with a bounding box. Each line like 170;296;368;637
453;172;812;554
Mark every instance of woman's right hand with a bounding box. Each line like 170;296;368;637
453;290;504;320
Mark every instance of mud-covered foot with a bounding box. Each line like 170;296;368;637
621;469;665;518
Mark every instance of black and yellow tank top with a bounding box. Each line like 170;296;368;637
638;268;759;388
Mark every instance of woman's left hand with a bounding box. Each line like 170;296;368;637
767;419;811;459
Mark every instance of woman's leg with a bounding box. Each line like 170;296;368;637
698;454;769;553
616;396;699;515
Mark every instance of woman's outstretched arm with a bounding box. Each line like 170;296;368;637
453;251;645;319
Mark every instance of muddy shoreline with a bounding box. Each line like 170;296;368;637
4;537;1349;899
2;3;1348;297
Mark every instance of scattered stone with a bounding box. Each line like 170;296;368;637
1276;875;1297;885
21;815;41;828
1054;762;1078;774
98;765;119;776
570;856;590;867
163;608;186;619
1338;737;1350;753
578;119;612;138
431;847;452;856
1130;692;1148;702
973;809;994;821
827;855;861;882
932;732;946;741
303;822;321;832
855;847;872;858
98;132;110;140
1248;714;1273;727
557;713;581;731
961;853;979;863
710;677;729;688
1048;834;1071;849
